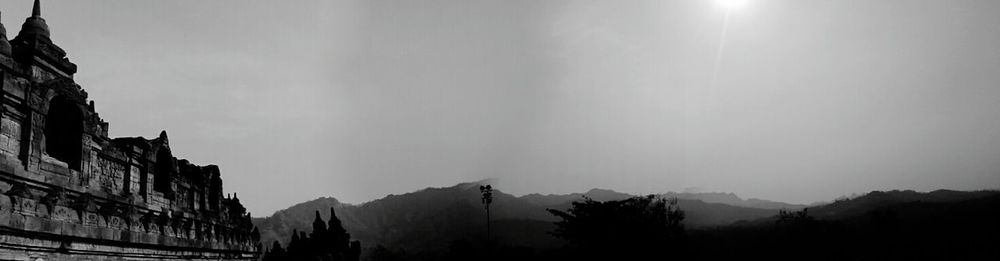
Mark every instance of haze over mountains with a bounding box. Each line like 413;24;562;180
252;182;806;251
521;189;805;210
252;180;999;259
252;180;998;254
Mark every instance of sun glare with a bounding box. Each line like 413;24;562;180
716;0;750;10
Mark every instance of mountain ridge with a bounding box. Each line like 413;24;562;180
253;181;998;254
253;181;802;250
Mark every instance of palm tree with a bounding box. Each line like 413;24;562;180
479;185;493;243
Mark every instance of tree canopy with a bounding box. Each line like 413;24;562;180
547;195;685;258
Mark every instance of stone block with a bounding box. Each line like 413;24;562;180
62;221;79;236
108;228;120;241
0;194;11;211
82;212;100;226
35;204;50;218
140;233;155;245
0;158;14;175
48;172;70;187
7;213;24;229
0;211;9;227
23;215;41;231
119;230;133;242
39;218;54;232
79;226;90;238
98;227;113;240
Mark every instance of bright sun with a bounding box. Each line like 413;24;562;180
716;0;750;10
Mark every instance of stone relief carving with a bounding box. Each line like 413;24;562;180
39;187;66;215
157;211;170;234
5;181;34;213
70;192;97;221
98;200;121;227
96;156;126;195
140;210;157;233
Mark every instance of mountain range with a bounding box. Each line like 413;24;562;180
252;181;997;254
252;181;805;251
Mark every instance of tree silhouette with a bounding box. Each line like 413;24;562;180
776;208;820;235
547;195;685;259
479;185;493;243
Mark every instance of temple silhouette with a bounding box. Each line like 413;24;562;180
0;1;260;260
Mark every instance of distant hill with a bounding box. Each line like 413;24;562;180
692;190;1000;260
808;189;998;220
519;188;805;210
254;182;561;253
520;188;632;206
253;182;798;252
736;189;1000;226
254;186;1000;259
662;192;806;210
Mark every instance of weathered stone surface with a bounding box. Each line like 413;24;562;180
0;1;259;260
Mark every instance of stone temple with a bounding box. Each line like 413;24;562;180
0;1;260;260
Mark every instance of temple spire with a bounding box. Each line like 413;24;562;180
17;0;50;40
0;11;11;55
32;0;41;18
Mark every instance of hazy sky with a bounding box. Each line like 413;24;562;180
4;0;998;215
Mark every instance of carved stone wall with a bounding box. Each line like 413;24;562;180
0;2;260;260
